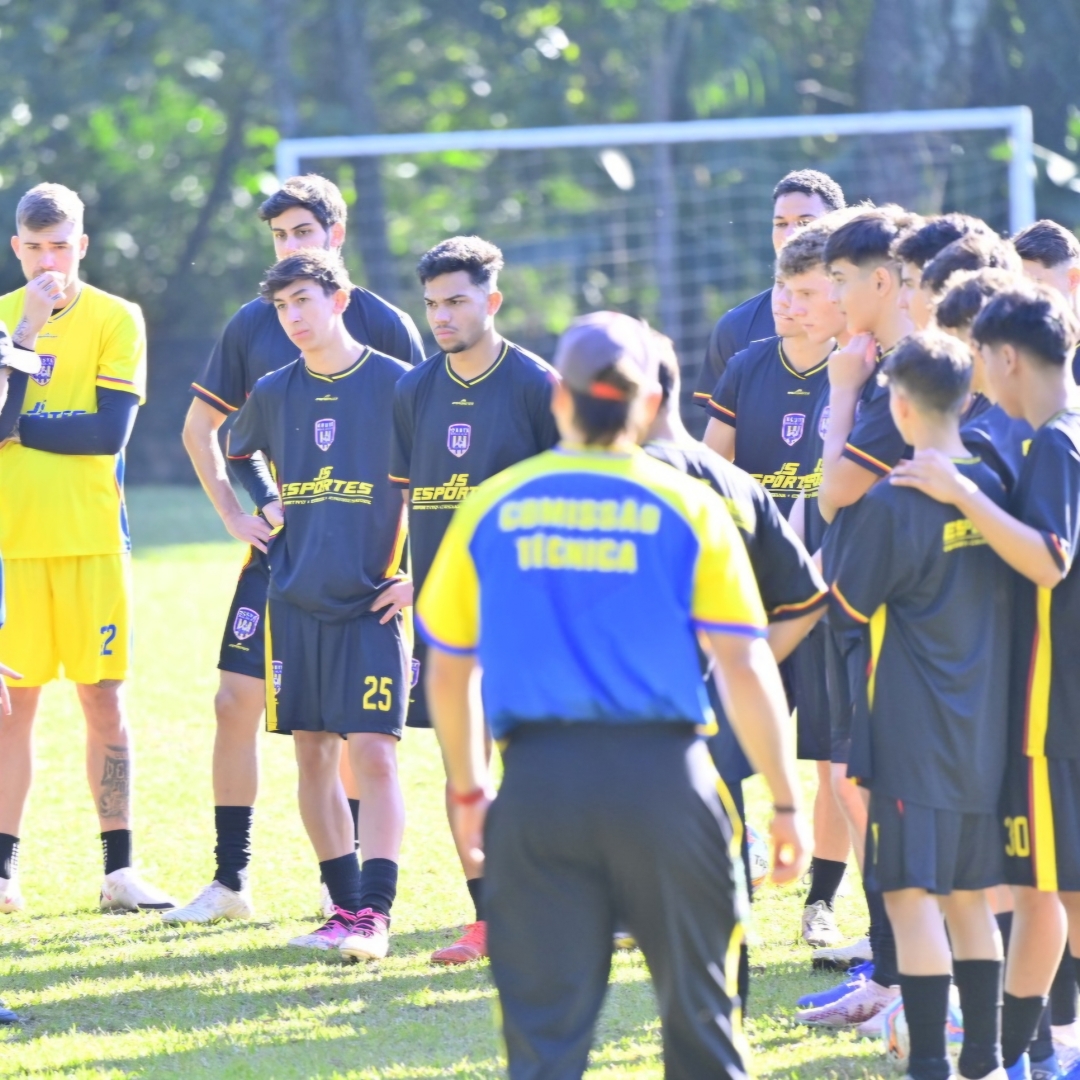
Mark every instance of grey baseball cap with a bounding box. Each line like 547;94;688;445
553;311;658;401
0;324;41;375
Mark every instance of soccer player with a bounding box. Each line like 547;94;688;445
918;234;1022;319
170;175;423;924
419;310;809;1079
693;169;845;403
828;331;1014;1080
891;284;1080;1079
0;183;174;913
389;235;558;965
226;249;410;961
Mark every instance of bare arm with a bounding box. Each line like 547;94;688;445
767;607;825;662
703;417;736;461
182;396;273;552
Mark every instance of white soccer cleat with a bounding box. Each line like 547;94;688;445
319;882;334;919
812;934;873;971
288;907;358;950
160;878;254;924
797;978;898;1027
339;908;390;962
0;876;24;914
99;868;177;912
801;900;842;948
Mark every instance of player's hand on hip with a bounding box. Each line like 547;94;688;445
0;661;24;716
768;809;811;886
371;578;413;624
22;271;67;330
828;332;877;392
261;498;284;529
890;448;976;506
224;509;273;553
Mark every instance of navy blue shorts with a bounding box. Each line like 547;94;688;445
793;623;830;762
865;790;1003;894
405;634;430;728
1002;752;1080;892
218;550;269;679
265;599;408;738
825;626;867;767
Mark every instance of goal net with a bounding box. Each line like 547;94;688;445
277;108;1034;429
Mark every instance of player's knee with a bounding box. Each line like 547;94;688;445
292;732;339;776
214;673;264;726
350;737;398;783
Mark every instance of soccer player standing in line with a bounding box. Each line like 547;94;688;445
170;175;423;924
389;236;558;965
420;311;809;1079
693;169;845;402
0;183;174;913
227;249;411;961
892;285;1080;1080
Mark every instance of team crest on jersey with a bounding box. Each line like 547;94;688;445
271;660;283;694
818;406;831;438
447;423;471;458
410;658;421;688
314;418;336;451
232;606;260;642
31;353;56;386
781;412;806;446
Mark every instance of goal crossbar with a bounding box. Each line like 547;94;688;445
276;106;1035;233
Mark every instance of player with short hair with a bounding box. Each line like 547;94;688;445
389;235;558;964
0;183;174;914
693;169;845;403
828;330;1014;1080
891;284;1080;1079
419;310;809;1079
226;249;411;961
169;174;423;925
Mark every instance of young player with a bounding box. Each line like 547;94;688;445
226;249;411;961
419;310;809;1079
891;284;1080;1079
918;234;1022;317
829;331;1014;1080
693;169;845;402
170;175;423;924
389;236;558;964
0;183;174;913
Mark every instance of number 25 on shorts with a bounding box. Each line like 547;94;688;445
1004;815;1030;858
362;675;393;712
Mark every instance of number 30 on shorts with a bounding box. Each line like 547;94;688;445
1004;815;1031;858
362;675;393;712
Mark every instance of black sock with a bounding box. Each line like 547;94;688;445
0;834;18;880
101;829;132;876
806;857;846;909
348;799;360;852
213;806;253;892
319;853;363;913
358;858;398;918
1031;1003;1053;1063
900;973;952;1080
1001;992;1047;1068
466;877;484;922
1054;948;1079;1026
996;910;1013;952
865;886;899;987
953;959;1002;1079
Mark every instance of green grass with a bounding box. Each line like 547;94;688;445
0;486;896;1078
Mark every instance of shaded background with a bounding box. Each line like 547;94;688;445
0;0;1077;480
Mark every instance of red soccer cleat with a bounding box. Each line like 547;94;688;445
430;920;488;965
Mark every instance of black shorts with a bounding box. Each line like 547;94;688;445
825;626;867;767
1002;753;1080;892
405;634;430;728
865;790;1003;894
793;623;830;762
265;599;408;738
218;550;269;679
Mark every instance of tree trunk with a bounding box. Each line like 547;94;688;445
266;0;299;139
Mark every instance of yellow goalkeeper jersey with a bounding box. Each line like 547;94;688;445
0;282;147;558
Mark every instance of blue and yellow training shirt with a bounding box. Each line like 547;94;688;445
415;445;768;738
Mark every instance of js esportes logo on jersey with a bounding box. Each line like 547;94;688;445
314;418;336;451
781;412;806;446
31;354;56;386
448;423;471;458
232;606;260;641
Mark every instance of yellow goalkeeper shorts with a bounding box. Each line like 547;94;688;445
0;554;132;686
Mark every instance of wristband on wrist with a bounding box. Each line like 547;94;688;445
772;804;797;814
449;785;490;806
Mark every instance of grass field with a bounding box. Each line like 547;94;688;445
0;486;897;1079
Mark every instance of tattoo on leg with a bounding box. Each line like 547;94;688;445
99;750;130;819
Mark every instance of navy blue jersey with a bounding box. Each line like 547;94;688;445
705;336;829;517
961;392;1033;495
389;341;559;591
192;287;423;415
1009;409;1080;760
227;348;410;621
693;288;776;407
828;458;1011;812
